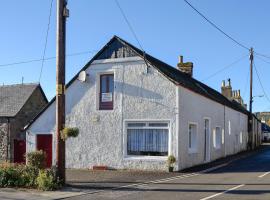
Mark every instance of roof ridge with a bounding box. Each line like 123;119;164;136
0;83;39;88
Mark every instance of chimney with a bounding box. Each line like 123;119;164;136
177;55;193;77
221;79;232;99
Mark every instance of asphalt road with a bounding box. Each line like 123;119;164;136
66;144;270;200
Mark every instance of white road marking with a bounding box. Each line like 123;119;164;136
199;184;245;200
258;171;270;178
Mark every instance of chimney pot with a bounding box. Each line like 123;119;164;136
179;55;183;64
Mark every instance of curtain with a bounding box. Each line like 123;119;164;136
127;129;168;155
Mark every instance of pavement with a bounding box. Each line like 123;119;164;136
0;144;270;200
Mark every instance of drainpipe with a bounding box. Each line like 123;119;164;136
224;105;226;157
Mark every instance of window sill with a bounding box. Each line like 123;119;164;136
124;155;167;161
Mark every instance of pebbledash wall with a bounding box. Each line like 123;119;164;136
26;56;248;171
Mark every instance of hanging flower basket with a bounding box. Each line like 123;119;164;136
61;127;79;140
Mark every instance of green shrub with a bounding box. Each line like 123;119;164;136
0;164;27;187
61;127;79;140
37;169;58;191
167;155;176;167
22;166;39;187
26;150;46;169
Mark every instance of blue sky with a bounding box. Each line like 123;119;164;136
0;0;270;112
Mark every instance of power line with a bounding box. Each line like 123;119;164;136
39;0;54;83
183;0;250;51
255;54;270;65
253;62;270;104
0;50;98;68
114;0;144;51
202;54;248;81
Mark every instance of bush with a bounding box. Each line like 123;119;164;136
167;155;176;167
26;150;46;169
37;169;58;191
22;166;39;187
61;127;79;140
0;164;29;187
0;163;60;190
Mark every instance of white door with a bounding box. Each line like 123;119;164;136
204;119;210;162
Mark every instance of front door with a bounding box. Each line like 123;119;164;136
14;139;26;164
36;134;52;168
204;119;210;162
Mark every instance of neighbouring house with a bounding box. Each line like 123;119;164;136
25;36;261;171
261;123;270;142
0;83;48;163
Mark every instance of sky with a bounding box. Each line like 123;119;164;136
0;0;270;112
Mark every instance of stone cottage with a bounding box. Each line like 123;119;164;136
25;36;260;171
0;83;47;163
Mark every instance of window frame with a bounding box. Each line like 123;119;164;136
99;73;114;110
188;122;198;153
213;126;222;149
123;120;171;160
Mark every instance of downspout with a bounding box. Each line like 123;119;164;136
224;105;226;157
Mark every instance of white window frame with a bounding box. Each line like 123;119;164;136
188;122;198;153
213;126;222;149
228;120;231;135
123;119;171;161
240;131;243;144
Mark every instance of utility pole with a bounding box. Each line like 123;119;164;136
56;0;68;183
249;47;254;114
248;47;254;150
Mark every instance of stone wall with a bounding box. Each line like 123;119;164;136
0;118;8;161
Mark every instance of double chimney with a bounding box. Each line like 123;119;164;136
177;55;193;77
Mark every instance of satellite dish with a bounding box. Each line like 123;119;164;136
78;71;87;82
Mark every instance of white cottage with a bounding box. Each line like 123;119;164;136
26;36;251;171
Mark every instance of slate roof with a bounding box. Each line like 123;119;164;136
0;83;41;117
25;35;249;129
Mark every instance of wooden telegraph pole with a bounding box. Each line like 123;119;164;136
56;0;69;183
248;47;254;150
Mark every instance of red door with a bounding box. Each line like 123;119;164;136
36;134;52;168
14;139;26;164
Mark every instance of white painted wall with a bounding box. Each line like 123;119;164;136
27;57;177;171
177;87;248;170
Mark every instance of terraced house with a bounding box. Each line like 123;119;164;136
25;36;261;171
0;83;47;163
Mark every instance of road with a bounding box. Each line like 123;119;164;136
66;144;270;200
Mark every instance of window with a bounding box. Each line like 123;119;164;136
213;127;222;149
240;132;243;144
127;122;169;156
228;121;231;135
188;123;197;152
99;74;114;110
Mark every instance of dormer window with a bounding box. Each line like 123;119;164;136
99;74;114;110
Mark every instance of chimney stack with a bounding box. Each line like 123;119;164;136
221;79;232;99
177;55;193;77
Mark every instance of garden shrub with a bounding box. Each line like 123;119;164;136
26;150;46;169
36;169;58;191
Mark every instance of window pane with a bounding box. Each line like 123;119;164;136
149;123;168;127
127;123;146;127
101;76;107;93
127;129;168;156
108;75;114;93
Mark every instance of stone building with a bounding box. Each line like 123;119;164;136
0;83;47;162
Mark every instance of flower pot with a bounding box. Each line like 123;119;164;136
168;166;174;172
